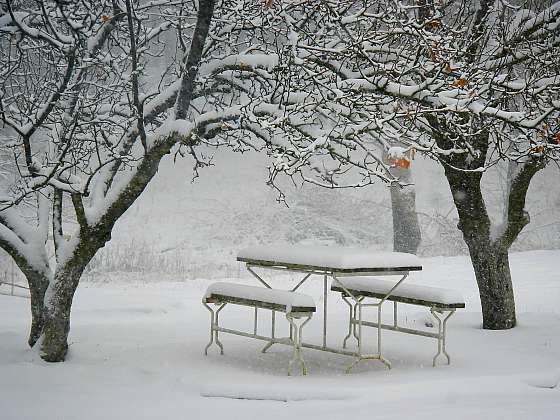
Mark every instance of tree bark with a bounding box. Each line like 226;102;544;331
468;244;516;329
443;165;517;329
0;249;50;347
382;149;421;254
39;253;92;362
40;286;74;363
38;218;109;361
27;273;49;347
389;167;421;254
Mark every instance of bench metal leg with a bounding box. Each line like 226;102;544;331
341;296;363;349
353;299;363;345
261;310;276;353
376;301;391;369
344;299;391;373
203;301;225;355
286;313;312;376
334;273;409;373
246;266;312;355
341;296;355;349
323;273;328;348
431;308;455;366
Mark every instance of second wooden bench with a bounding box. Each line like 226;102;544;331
331;277;465;366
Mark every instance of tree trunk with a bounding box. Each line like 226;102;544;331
27;274;49;347
40;263;85;362
390;170;421;254
468;244;516;329
3;255;50;347
383;149;421;254
443;165;516;329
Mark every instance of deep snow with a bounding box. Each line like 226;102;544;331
1;250;559;420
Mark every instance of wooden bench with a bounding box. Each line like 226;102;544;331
331;277;465;366
203;282;316;375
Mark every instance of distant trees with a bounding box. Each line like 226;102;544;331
384;148;421;254
264;0;560;329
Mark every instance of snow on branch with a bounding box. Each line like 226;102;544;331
0;207;50;277
2;0;556;283
268;0;560;177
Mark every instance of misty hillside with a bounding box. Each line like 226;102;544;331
73;148;560;280
1;147;558;282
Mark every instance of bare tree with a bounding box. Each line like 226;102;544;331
265;0;560;329
0;0;222;361
0;0;402;362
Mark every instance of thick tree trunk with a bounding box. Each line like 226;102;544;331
468;245;516;329
39;218;106;362
41;303;72;362
426;112;543;331
443;165;516;329
40;263;86;362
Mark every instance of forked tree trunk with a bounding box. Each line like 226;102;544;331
37;223;104;362
444;166;517;329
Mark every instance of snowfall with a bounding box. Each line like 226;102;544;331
1;249;559;420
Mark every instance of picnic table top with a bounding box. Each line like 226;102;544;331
237;245;422;274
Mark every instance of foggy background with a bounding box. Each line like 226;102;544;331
2;148;559;282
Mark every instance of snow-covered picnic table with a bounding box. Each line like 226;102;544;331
204;245;464;373
236;245;423;274
235;245;424;371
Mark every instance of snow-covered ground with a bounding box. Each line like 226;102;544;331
1;250;559;420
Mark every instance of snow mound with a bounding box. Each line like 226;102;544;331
200;384;356;401
525;371;560;389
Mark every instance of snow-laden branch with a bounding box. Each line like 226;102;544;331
275;0;560;175
0;207;51;277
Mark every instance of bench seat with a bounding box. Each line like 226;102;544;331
332;277;465;309
203;282;315;375
331;277;464;366
205;282;316;313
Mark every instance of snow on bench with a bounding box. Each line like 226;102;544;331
237;245;422;273
205;282;316;314
332;277;464;366
332;277;465;309
203;282;315;375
